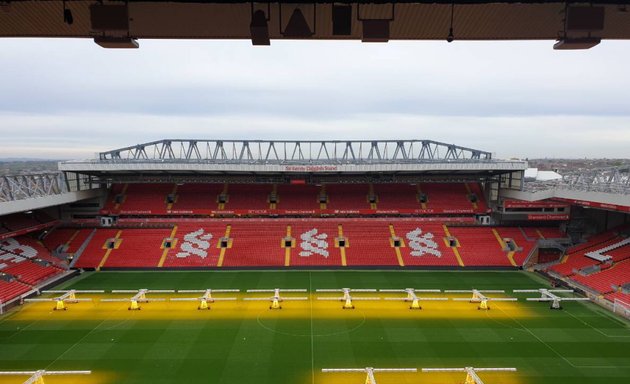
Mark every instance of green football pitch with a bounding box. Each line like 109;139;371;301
1;270;629;384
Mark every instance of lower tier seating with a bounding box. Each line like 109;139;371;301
0;279;32;304
71;220;553;269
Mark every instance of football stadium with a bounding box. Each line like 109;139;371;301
1;139;629;384
2;1;630;384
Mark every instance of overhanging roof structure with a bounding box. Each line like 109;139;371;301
59;139;527;178
1;1;628;49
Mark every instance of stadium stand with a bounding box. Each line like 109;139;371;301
73;229;119;269
325;184;371;210
447;226;513;267
161;222;229;267
2;260;61;285
42;228;92;255
572;259;630;294
100;228;173;268
0;278;32;304
117;184;173;214
494;227;537;266
521;227;566;240
276;184;320;210
605;291;630;304
392;222;460;266
548;233;625;276
223;184;271;210
373;184;420;210
420;183;476;212
224;221;287;267
288;220;343;267
170;183;224;212
0;211;57;237
341;221;398;266
69;219;542;268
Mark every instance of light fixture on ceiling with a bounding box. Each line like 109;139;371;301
250;3;270;45
280;4;316;38
94;36;139;49
332;4;352;36
358;3;395;43
554;4;604;50
447;2;454;43
90;4;138;49
63;0;73;25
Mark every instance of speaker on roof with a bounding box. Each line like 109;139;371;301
250;9;270;46
90;4;130;31
332;5;352;36
362;19;390;42
566;6;605;32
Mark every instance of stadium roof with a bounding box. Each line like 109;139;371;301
1;1;627;49
59;139;527;178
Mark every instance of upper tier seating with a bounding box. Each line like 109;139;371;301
171;184;224;211
374;184;420;210
325;184;371;210
420;183;475;212
101;182;491;216
223;184;271;210
276;184;320;211
118;184;173;214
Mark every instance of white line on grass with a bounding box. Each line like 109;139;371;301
309;271;315;384
44;302;126;370
494;304;629;369
563;308;630;338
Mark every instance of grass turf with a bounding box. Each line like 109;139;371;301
1;270;629;384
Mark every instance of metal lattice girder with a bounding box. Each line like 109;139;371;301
0;173;70;203
526;164;630;195
98;139;492;164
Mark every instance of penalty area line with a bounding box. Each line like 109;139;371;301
494;304;627;369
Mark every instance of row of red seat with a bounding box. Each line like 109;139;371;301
0;279;32;304
102;182;487;215
546;227;630;302
68;220;550;269
0;211;56;237
0;235;67;304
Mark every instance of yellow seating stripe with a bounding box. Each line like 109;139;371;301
284;225;292;267
338;225;347;267
443;225;464;267
217;225;231;267
388;224;404;267
97;230;123;270
157;225;178;267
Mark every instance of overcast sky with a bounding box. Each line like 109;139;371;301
0;38;628;160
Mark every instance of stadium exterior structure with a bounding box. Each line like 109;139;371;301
60;139;526;179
